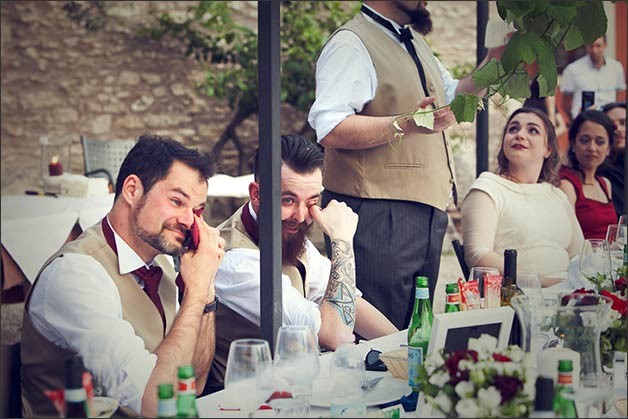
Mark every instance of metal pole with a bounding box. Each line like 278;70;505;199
257;0;282;350
476;0;489;176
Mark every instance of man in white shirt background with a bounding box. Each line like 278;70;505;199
559;35;626;124
21;134;225;417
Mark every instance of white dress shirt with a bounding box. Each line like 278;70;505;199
215;203;361;334
29;218;176;414
308;4;459;142
560;54;626;119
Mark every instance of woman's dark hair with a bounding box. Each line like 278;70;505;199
253;134;323;180
566;110;615;173
601;101;626;114
114;133;217;199
497;107;561;186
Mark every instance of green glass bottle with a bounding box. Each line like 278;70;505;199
176;365;199;418
500;249;524;306
157;383;177;418
407;276;433;393
444;282;460;312
553;359;578;418
64;356;90;418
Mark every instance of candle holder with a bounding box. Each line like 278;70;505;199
40;135;71;193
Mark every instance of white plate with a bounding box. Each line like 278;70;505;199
310;375;410;407
91;396;119;418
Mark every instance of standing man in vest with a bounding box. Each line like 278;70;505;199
308;1;507;329
209;135;397;382
21;135;225;417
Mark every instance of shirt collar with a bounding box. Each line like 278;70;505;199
105;216;155;275
248;201;258;222
361;3;404;33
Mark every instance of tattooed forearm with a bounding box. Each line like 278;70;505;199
324;239;356;328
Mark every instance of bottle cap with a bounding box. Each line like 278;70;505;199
445;283;459;293
415;276;429;288
534;377;554;411
158;383;175;399
177;364;195;379
558;359;573;372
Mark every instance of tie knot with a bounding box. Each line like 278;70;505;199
134;265;163;294
399;27;413;43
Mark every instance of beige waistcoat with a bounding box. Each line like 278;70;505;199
20;223;177;417
209;205;311;383
322;13;457;210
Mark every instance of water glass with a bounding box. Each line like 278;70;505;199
224;339;273;418
606;224;624;273
579;239;611;285
329;344;366;417
273;325;320;406
468;267;500;308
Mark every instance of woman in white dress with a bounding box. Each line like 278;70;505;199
461;107;584;286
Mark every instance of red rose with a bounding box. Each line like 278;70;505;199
615;277;627;296
600;290;628;317
561;289;597;306
492;353;512;362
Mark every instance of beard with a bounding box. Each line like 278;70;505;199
397;2;433;35
133;196;185;257
281;220;312;266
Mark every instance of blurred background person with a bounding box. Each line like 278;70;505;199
462;108;583;286
598;101;626;216
559;110;617;239
559;35;626;124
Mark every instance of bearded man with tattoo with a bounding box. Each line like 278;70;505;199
208;134;397;383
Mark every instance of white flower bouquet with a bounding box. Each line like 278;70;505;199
416;334;534;418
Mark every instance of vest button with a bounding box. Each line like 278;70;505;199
428;83;435;92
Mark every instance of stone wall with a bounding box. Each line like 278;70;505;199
1;1;505;204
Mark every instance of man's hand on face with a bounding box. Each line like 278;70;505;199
309;200;358;242
179;214;225;297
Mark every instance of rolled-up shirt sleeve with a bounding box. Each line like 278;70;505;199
29;255;156;414
216;248;323;333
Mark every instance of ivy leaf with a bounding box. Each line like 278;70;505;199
563;0;607;50
497;0;536;21
496;71;531;101
472;59;502;90
534;38;558;96
450;94;481;123
413;111;434;130
544;1;582;26
501;32;536;74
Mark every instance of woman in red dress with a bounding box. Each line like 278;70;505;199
559;110;618;239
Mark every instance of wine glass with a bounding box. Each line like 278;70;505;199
468;267;500;308
606;224;624;274
224;339;274;418
616;216;627;248
579;239;612;288
273;326;320;407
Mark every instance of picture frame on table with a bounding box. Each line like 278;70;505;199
427;306;515;355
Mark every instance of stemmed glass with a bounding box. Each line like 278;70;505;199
224;339;274;418
616;215;627;248
579;239;612;288
273;326;320;408
606;224;624;274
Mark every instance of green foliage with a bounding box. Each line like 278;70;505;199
63;1;107;31
452;0;607;123
143;1;358;119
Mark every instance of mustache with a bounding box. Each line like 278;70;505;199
282;220;309;232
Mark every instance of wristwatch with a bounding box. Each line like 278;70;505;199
203;299;218;314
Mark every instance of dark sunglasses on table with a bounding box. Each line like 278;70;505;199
364;349;388;372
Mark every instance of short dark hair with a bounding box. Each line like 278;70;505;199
253;134;324;181
114;133;217;200
602;101;627;114
566;110;615;172
497;107;561;186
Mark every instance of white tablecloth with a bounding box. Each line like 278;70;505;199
196;330;431;418
1;193;113;282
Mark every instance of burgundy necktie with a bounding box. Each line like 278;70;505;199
101;218;166;331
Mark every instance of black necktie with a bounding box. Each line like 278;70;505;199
361;6;431;102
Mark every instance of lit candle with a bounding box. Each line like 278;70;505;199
48;155;63;176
